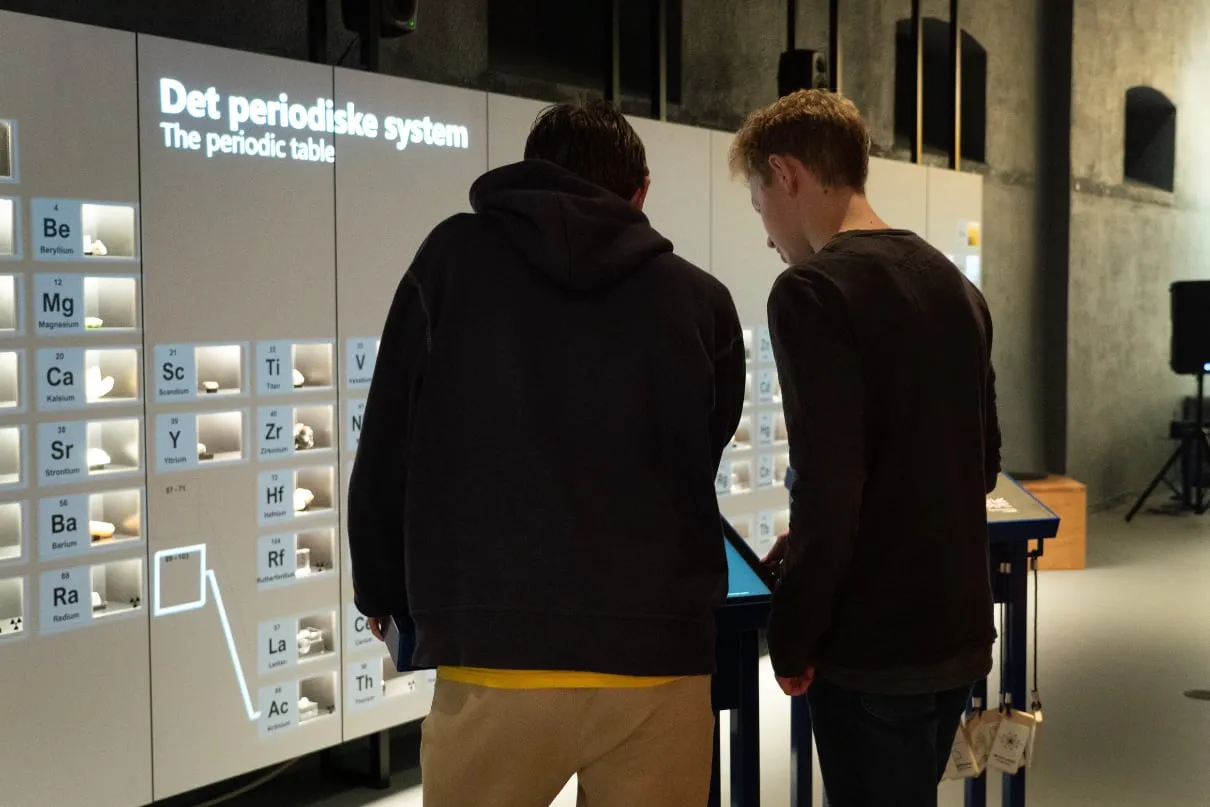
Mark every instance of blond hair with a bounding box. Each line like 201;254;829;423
729;90;870;191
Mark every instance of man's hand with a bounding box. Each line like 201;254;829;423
368;616;388;642
776;667;815;697
763;532;790;582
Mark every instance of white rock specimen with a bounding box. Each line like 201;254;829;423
85;316;104;329
298;696;319;722
292;368;305;388
198;442;212;460
202;381;219;394
85;365;115;401
293;487;314;512
87;447;111;469
90;591;104;609
86;239;108;257
297;626;324;655
89;520;115;541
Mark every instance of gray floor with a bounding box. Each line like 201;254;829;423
194;506;1210;807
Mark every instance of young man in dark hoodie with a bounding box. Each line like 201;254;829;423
732;90;1000;806
347;100;746;806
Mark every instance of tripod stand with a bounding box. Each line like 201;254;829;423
1126;373;1210;522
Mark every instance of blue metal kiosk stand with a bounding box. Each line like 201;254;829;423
788;473;1059;807
709;521;774;807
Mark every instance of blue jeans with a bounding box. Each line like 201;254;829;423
809;678;971;807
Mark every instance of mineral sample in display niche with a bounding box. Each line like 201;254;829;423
292;368;305;388
294;423;315;451
85;317;104;330
295;546;311;576
202;381;219;394
91;590;105;611
83;236;108;257
197;442;213;461
293;487;314;512
298;696;320;723
90;520;115;541
297;626;324;656
86;366;115;402
87;447;111;470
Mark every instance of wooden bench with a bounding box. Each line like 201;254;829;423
1022;476;1087;570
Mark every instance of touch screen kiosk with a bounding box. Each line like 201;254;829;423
710;520;774;807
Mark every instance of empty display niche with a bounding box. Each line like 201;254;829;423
80;203;137;260
731;416;752;452
197;411;244;464
293;467;335;518
0;351;19;410
383;664;421;698
0;121;14;182
0;198;14;258
293;405;334;453
88;488;142;548
297;612;336;664
292;343;334;391
294;528;336;579
0;276;17;336
0;502;22;562
86;418;141;477
730;515;753;541
298;672;338;724
196;344;244;396
90;557;143;618
0;576;23;639
730;460;752;496
85;348;139;405
0;426;21;486
83;276;139;331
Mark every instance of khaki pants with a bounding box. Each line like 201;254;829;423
421;676;715;807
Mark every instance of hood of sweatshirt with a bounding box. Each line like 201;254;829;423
469;159;672;292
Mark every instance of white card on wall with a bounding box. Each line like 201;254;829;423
757;369;776;404
346;338;378;389
38;493;91;560
35;347;85;410
258;680;299;739
154;344;197;400
155;413;199;472
258;470;292;525
258;617;298;675
756;325;774;363
346;659;381;712
33;274;85;335
256;533;297;589
756;510;776;553
37;420;87;485
347;398;366;451
256;341;292;395
39;565;92;634
31;199;84;261
346;604;378;652
715;460;732;497
756;411;775;447
257;406;294;459
756;454;776;488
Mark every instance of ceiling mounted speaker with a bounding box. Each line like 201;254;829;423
341;0;418;38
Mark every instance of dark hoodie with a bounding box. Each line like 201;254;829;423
347;160;746;676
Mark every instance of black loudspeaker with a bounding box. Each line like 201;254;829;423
341;0;417;38
1171;280;1210;375
778;50;830;98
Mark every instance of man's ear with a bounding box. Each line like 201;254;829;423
630;175;651;211
767;154;798;195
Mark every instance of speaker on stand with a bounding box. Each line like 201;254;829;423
1126;280;1210;521
777;49;830;98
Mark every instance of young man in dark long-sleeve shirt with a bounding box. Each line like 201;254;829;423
730;90;1001;806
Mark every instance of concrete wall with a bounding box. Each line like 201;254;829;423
1066;0;1210;501
0;0;1049;478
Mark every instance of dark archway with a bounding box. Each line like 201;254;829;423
893;18;987;163
1124;86;1176;192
